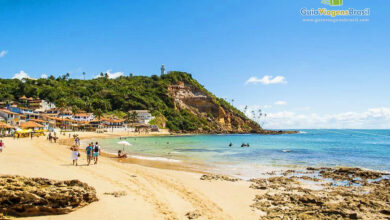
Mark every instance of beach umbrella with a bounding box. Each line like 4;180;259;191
117;140;131;151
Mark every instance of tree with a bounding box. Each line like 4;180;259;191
244;105;248;115
125;111;132;124
93;109;103;121
56;98;67;109
127;111;138;127
0;71;261;133
71;105;79;115
82;72;86;80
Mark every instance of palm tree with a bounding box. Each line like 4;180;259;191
125;111;132;125
71;105;79;115
94;109;103;121
244;105;248;115
127;111;138;127
82;72;86;80
56;99;67;131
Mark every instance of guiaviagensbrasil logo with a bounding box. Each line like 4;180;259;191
300;0;370;19
321;0;343;7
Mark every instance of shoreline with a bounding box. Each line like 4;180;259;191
78;131;390;180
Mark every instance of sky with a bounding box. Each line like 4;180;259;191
0;0;389;129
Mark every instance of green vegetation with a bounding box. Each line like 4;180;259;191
0;71;256;132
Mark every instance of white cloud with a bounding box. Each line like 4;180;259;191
274;100;287;106
246;75;287;85
0;50;7;58
12;70;36;80
260;107;390;129
94;69;124;79
40;74;48;79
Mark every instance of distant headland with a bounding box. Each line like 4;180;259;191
0;71;296;135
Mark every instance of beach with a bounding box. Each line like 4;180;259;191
0;133;261;220
1;131;390;219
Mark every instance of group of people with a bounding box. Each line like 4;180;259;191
228;142;250;147
70;139;101;166
85;142;101;165
47;132;58;143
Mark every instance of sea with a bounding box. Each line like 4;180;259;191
92;129;390;179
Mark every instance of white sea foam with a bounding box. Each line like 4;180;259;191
171;151;182;154
299;131;307;134
130;155;181;163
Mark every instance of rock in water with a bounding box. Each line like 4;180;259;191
0;175;98;217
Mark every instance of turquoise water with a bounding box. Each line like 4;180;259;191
93;130;390;178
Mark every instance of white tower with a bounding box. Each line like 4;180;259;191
161;64;166;75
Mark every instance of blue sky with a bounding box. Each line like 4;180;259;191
1;0;389;128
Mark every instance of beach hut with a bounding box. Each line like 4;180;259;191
0;121;13;137
19;121;45;137
19;121;44;130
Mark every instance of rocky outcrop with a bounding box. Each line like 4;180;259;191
0;175;98;217
250;167;390;219
200;174;239;182
168;81;296;134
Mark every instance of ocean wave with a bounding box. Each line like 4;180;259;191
130;155;181;163
170;151;182;154
299;131;308;134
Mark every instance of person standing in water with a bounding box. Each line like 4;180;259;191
86;143;93;166
71;145;79;166
93;142;101;165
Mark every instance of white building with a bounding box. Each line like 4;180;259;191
0;109;26;126
39;100;56;111
133;110;154;124
72;113;94;122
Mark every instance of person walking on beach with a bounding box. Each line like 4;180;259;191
93;142;101;165
0;140;4;152
86;143;93;166
71;145;79;166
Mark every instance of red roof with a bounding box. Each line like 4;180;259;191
74;113;92;117
0;121;13;128
19;121;44;128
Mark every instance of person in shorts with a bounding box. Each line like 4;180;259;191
93;142;101;165
86;143;93;166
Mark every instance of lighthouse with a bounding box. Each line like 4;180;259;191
161;64;166;75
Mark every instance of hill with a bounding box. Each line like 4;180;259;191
0;71;288;134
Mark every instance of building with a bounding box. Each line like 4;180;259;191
29;119;50;130
72;113;94;122
59;109;73;119
17;96;56;111
0;109;26;126
161;64;166;75
102;118;125;128
133;110;154;124
19;121;44;131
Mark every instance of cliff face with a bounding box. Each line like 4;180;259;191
167;81;262;133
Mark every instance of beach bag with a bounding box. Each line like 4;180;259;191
78;152;81;157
